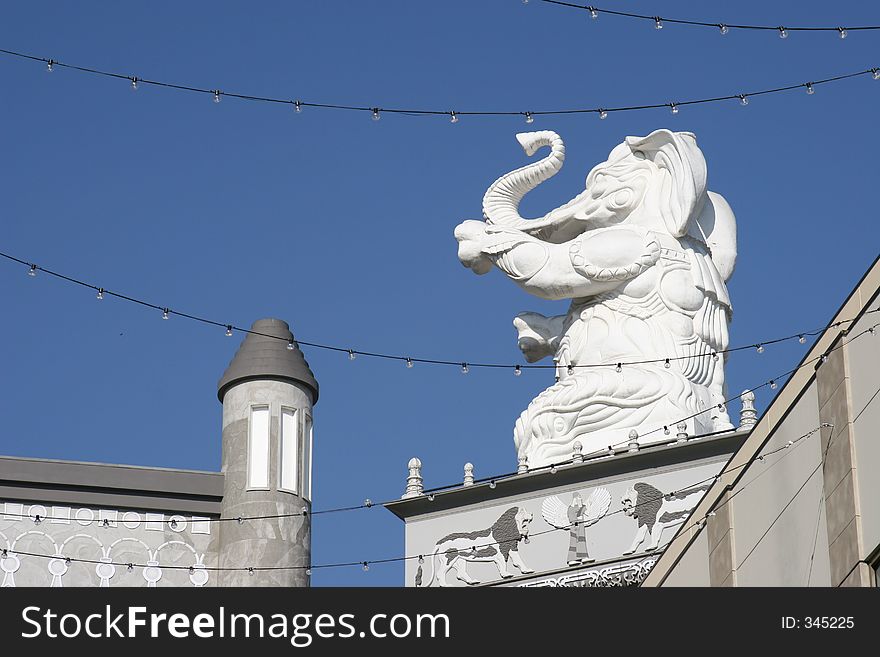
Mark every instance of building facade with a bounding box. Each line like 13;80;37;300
0;318;317;587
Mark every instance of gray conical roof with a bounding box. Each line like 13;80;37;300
217;319;318;403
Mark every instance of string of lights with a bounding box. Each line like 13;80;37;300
2;248;872;374
2;246;876;526
536;1;880;38
0;423;827;576
1;312;870;528
1;47;879;122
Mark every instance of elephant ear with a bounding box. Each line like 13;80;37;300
625;130;708;238
691;190;737;282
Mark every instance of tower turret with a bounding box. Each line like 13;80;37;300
215;318;318;586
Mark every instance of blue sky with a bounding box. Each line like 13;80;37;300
1;1;878;586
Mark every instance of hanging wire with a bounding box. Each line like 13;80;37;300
0;423;829;575
2;249;874;374
538;1;880;35
1;47;878;120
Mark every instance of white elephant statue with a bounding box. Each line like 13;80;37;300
454;130;736;467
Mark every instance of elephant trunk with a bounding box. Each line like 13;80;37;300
481;131;567;232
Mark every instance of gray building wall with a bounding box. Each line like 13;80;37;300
652;276;880;587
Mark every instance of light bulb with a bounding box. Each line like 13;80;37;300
873;69;880;80
96;288;104;300
213;90;221;104
820;354;828;364
717;403;725;411
131;77;138;91
870;327;876;336
170;519;177;529
838;27;847;39
778;27;788;39
28;264;37;277
306;568;312;576
567;365;574;376
739;94;749;106
188;566;195;575
589;7;598;19
371;108;381;121
711;351;719;361
162;308;170;320
615;363;622;373
427;493;435;501
127;563;134;572
654;17;663;30
489;480;496;489
363;562;369;572
418;555;424;565
450;111;459;123
287;339;295;351
301;507;308;516
663;426;670;435
664;358;671;369
236;517;243;525
770;380;778;390
799;334;806;344
248;567;255;576
550;465;557;474
47;60;54;73
719;24;729;35
225;325;233;337
461;362;469;374
348;349;356;361
756;344;764;354
598;109;608;120
364;498;372;508
525;112;534;124
34;514;42;524
805;83;814;95
65;557;72;566
102;518;110;528
406;358;413;368
670;103;679;115
514;365;522;376
607;446;614;456
294;100;302;113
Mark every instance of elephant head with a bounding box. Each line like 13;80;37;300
480;129;735;280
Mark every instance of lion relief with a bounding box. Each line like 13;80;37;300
417;507;534;587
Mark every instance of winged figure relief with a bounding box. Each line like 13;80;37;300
542;488;611;565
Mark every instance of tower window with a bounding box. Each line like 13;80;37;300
280;408;299;493
301;412;313;501
247;406;270;489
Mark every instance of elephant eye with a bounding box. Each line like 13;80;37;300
612;188;633;207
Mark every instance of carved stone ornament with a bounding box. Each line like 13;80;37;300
455;130;737;466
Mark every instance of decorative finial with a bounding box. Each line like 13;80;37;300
676;421;688;443
627;429;639;453
739;390;758;430
463;463;475;487
517;455;529;474
572;441;584;463
402;457;424;498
